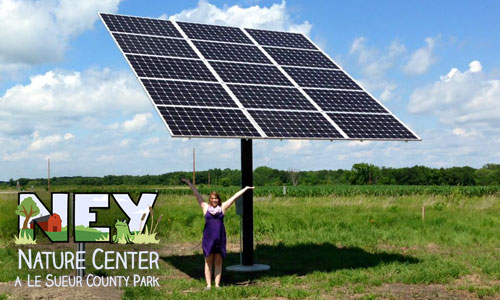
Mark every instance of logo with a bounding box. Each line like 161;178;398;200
15;193;160;244
14;192;162;288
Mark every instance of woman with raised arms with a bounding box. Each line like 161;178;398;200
182;178;254;289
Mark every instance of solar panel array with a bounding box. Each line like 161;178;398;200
100;13;420;140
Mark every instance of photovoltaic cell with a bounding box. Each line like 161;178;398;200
141;79;238;108
177;21;252;44
127;55;216;81
158;106;260;137
284;67;362;89
249;110;343;138
327;113;417;139
113;33;198;58
305;90;388;113
246;28;317;50
265;47;338;69
228;85;315;110
194;41;271;64
210;62;293;86
101;13;181;38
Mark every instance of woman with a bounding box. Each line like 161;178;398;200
182;178;254;289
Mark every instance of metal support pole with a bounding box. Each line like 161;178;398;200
77;243;85;277
241;139;253;265
226;139;269;272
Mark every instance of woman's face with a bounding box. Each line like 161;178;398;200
209;194;219;207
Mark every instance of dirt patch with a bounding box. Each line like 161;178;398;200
372;283;480;300
157;242;240;257
0;280;123;300
321;283;486;300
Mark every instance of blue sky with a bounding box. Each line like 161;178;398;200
1;0;499;181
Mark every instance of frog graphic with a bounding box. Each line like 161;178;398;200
112;219;134;244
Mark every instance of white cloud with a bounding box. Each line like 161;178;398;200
469;60;482;73
163;0;312;35
29;132;61;151
0;68;149;135
408;60;500;128
0;0;120;71
2;151;29;161
27;131;73;151
403;37;437;75
145;137;159;145
45;151;69;161
452;128;479;137
120;139;133;147
122;113;152;132
273;140;310;154
347;141;373;147
349;37;405;101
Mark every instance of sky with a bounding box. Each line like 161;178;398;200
0;0;499;181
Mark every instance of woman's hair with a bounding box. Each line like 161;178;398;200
208;191;222;206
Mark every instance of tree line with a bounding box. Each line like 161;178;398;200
3;163;500;188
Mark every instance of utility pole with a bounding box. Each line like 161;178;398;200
48;158;51;193
193;148;196;185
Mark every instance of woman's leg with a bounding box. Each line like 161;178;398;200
214;253;223;287
204;254;214;287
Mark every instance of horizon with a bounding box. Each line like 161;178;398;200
2;162;497;184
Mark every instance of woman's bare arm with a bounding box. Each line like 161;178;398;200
182;178;208;212
221;186;254;213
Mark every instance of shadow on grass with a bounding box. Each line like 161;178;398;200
161;242;419;285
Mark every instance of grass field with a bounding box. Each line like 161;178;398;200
0;187;498;299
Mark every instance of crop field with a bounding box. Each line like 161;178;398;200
0;186;499;299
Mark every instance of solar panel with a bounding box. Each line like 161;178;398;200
177;21;252;44
114;33;198;58
327;113;418;139
249;110;343;138
284;67;362;89
127;55;216;81
141;79;238;108
101;13;420;141
305;90;388;113
101;13;181;37
264;47;338;69
210;62;293;86
158;106;260;137
228;85;315;110
194;41;271;64
246;28;317;50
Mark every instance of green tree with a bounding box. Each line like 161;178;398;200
349;163;381;184
15;197;40;229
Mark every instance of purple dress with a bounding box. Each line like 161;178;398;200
202;210;227;258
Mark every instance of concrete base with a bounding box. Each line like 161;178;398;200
226;264;270;272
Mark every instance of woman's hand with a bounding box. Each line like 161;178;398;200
245;186;255;190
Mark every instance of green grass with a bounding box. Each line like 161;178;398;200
0;188;498;299
45;226;68;241
75;225;109;242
